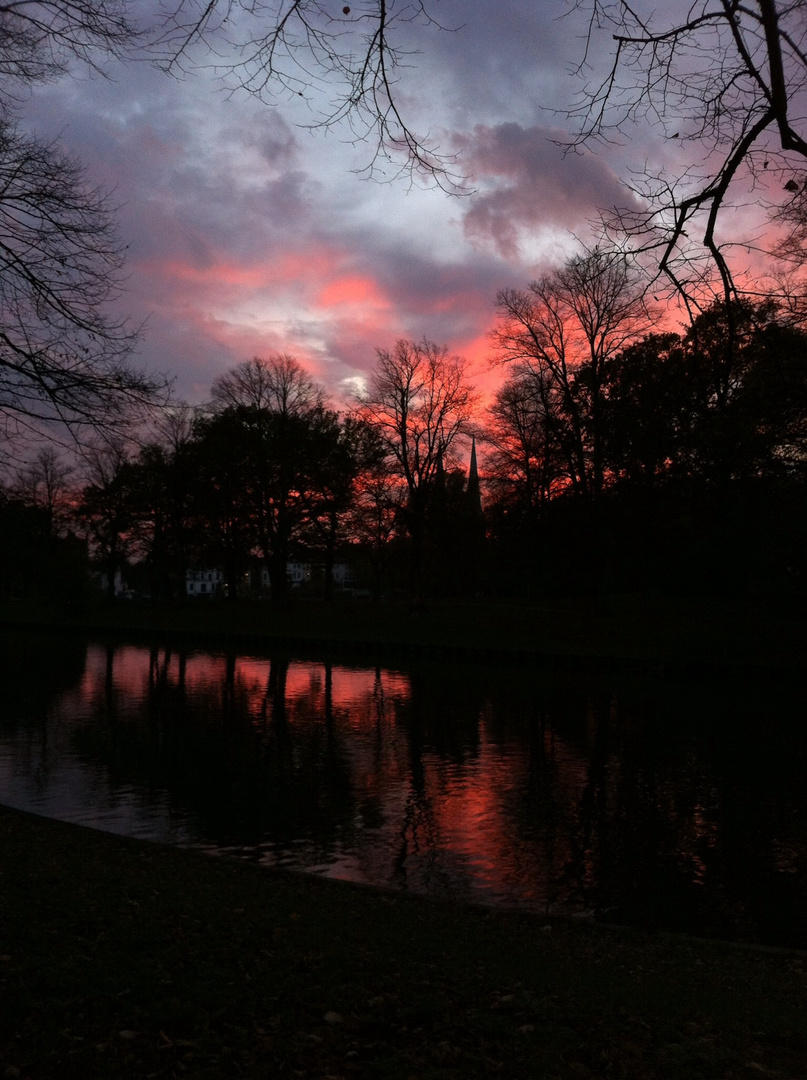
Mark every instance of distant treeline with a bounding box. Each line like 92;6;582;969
487;294;807;599
4;257;807;604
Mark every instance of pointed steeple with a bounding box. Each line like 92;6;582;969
466;436;483;517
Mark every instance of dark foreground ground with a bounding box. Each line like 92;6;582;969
1;806;805;1080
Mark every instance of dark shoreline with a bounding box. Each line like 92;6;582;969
2;804;806;1079
3;593;807;676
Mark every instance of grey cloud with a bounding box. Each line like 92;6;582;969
12;5;639;406
405;0;584;130
456;122;642;258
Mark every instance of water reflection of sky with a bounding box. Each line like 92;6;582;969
1;633;806;946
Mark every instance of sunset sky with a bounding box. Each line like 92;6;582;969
16;1;783;411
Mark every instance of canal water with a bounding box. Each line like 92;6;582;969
1;629;805;946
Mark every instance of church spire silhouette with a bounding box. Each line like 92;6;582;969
466;435;483;516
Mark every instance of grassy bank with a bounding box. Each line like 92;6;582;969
3;593;807;671
1;806;805;1080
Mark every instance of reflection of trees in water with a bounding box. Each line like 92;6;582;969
17;637;807;943
68;647;357;851
0;630;90;789
385;663;807;942
0;629;88;724
542;677;807;943
376;661;485;900
352;662;597;907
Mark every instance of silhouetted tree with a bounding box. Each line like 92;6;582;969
674;300;791;486
0;480;87;602
599;301;807;594
602;332;694;489
300;414;385;600
485;363;567;525
210;354;322;417
187;408;254;600
358;338;478;596
198;355;343;602
494;247;650;504
345;442;405;600
76;440;136;601
11;446;74;538
123;411;200;600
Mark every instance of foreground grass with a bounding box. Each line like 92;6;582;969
1;807;805;1079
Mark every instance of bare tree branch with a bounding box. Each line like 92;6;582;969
571;0;807;304
0;1;137;89
152;0;465;189
0;114;169;449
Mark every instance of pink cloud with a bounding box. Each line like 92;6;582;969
317;274;391;310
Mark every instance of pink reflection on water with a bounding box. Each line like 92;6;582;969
54;645;597;908
67;648;412;716
4;631;805;943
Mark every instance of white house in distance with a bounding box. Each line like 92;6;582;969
185;569;225;598
185;561;356;598
257;561;356;591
